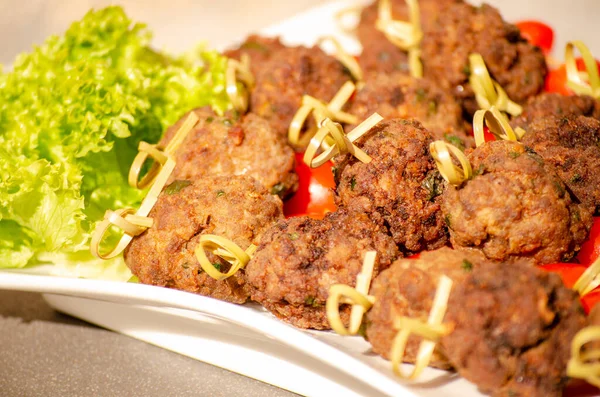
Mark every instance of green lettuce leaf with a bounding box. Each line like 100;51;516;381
0;6;230;278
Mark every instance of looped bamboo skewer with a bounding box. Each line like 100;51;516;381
565;41;600;98
128;112;200;190
91;115;199;259
303;113;383;168
226;54;255;113
390;275;453;380
376;0;423;78
469;53;522;117
472;106;526;147
327;251;378;336
288;81;359;149
195;235;257;281
429;140;472;186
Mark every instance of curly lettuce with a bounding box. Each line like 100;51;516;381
0;6;230;278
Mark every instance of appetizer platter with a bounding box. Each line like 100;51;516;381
3;1;600;396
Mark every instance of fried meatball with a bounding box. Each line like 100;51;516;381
357;0;458;75
442;140;592;264
250;45;351;137
160;107;298;198
124;175;284;304
224;35;286;75
366;247;489;369
442;261;586;397
346;72;473;148
245;208;399;329
334;118;448;254
420;2;547;115
512;93;600;130
520;115;600;214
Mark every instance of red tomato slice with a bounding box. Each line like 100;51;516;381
516;20;554;54
545;58;600;95
576;217;600;265
283;152;336;219
541;263;600;314
541;263;587;289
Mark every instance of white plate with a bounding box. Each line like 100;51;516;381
2;1;600;397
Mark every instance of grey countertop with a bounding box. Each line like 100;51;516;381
0;290;298;397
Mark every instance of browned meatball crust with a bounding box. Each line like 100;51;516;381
420;2;547;115
357;0;458;75
160;107;298;198
519;115;600;214
512;93;600;130
334;119;448;254
442;140;592;264
366;247;488;369
224;35;286;75
124;175;284;304
442;262;586;397
250;45;351;137
245;208;399;329
346;72;473;148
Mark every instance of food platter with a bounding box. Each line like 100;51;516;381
2;1;600;396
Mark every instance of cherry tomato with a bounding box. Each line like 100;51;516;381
541;263;587;289
544;65;570;95
283;152;336;219
576;217;600;265
483;126;496;143
544;58;600;95
515;20;554;54
541;263;600;314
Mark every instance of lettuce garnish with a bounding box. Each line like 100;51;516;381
0;6;229;278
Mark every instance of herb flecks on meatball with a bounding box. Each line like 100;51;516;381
160;107;298;198
245;208;399;329
442;261;586;397
335;118;448;254
366;247;488;369
442;140;592;264
124;175;284;304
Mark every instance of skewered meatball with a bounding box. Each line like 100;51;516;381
160;107;298;198
442;261;586;397
420;2;547;115
366;247;489;369
224;35;286;75
124;175;284;304
512;92;600;130
250;45;351;137
245;208;399;329
334;118;448;254
442;140;592;264
520;115;600;214
357;0;458;75
346;71;473;148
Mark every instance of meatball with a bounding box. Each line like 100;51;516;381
334;118;448;254
357;0;458;75
245;208;399;329
160;107;298;198
366;247;489;369
442;261;586;397
224;35;286;75
124;175;284;304
250;45;351;137
346;71;473;148
520;115;600;214
442;140;592;264
512;93;600;130
420;2;547;115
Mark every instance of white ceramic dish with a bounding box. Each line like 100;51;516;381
2;1;600;396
